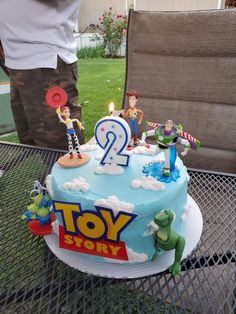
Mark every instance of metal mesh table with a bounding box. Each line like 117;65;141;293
0;142;235;314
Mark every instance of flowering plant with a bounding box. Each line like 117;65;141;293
98;7;128;57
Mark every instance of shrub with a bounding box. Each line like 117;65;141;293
77;45;104;59
97;7;128;57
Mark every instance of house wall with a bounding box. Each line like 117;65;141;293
134;0;221;11
78;0;127;32
77;0;222;32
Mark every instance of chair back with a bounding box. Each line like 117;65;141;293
124;9;236;172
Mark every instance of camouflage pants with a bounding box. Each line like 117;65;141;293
8;57;84;149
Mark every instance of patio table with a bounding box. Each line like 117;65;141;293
0;141;235;314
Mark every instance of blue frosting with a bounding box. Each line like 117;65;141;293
142;161;180;183
51;148;188;264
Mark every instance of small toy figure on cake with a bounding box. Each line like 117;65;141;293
153;209;185;276
122;91;144;146
56;106;84;159
141;120;200;181
21;181;55;236
45;86;90;168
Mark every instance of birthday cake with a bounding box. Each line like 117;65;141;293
47;144;188;261
23;88;202;277
45;115;201;276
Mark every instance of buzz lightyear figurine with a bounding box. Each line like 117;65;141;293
56;106;84;159
141;120;200;176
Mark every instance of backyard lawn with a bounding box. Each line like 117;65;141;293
79;57;125;141
0;57;126;143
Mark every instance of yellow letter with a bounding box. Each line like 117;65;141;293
108;244;121;256
77;213;105;239
84;240;95;250
53;202;81;233
99;209;136;241
64;234;73;245
96;243;108;254
74;236;83;248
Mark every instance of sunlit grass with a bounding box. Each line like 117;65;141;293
78;57;125;141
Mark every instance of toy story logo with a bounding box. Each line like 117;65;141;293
52;201;137;260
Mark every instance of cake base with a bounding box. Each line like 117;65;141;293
44;195;203;279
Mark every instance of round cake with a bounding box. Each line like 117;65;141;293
22;87;203;277
47;145;190;265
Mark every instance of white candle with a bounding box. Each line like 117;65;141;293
94;116;131;167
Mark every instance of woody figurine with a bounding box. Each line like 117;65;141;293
122;91;144;146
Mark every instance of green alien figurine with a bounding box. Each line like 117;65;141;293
21;194;44;221
154;209;185;276
21;192;52;226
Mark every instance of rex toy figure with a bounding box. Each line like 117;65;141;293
154;209;185;276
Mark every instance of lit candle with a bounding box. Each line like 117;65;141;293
95;104;131;167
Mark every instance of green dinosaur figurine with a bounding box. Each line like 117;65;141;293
154;209;185;275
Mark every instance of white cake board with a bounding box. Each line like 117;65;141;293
44;195;203;279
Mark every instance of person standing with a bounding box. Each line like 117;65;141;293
0;0;84;149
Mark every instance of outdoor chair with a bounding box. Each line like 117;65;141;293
124;9;236;173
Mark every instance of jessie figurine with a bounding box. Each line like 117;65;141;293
122;91;144;146
56;106;84;159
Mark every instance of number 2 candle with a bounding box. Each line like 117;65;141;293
94;104;131;167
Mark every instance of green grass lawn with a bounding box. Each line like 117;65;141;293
0;132;20;143
0;57;126;144
78;57;125;141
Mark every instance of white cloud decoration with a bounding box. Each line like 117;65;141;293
95;154;103;160
95;164;124;175
126;247;148;262
51;220;59;235
94;195;134;215
181;203;192;222
131;176;165;191
143;220;158;237
132;145;157;155
80;144;97;152
45;175;54;198
63;177;90;192
104;247;148;263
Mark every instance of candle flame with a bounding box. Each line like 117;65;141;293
109;102;115;114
